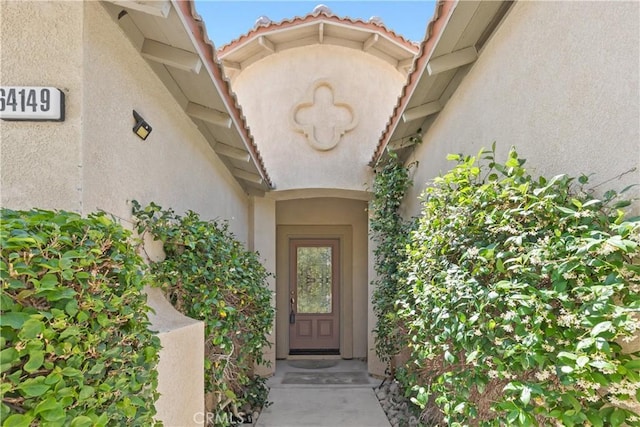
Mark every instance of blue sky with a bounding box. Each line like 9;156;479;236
194;1;437;48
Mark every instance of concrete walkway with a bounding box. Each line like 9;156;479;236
255;359;390;427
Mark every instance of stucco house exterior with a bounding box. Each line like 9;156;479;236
1;0;638;425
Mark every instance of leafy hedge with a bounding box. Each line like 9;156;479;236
132;202;274;426
0;209;160;427
395;147;640;426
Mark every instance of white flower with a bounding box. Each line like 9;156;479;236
496;225;520;235
542;343;555;352
558;309;578;327
609;380;640;396
596;243;616;256
535;370;550;381
624;319;639;334
581;292;594;302
538;236;551;246
504;311;517;321
608;396;623;406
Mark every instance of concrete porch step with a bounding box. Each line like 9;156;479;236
265;359;383;389
256;359;390;426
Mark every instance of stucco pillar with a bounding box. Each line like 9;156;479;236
367;201;387;376
145;287;205;426
249;197;277;376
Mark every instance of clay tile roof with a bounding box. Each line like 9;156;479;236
217;6;419;56
371;0;451;165
178;0;273;189
372;0;513;166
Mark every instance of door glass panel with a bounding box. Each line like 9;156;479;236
297;246;332;314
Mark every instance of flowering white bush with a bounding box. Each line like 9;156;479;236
396;147;640;426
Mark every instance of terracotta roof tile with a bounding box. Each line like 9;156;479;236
218;8;419;55
371;0;453;165
178;0;274;189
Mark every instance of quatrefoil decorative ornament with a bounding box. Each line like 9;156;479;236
290;80;358;151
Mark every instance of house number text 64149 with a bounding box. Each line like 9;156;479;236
0;86;65;122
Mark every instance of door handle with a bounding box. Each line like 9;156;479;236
289;297;295;324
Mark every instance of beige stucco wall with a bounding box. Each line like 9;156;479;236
82;2;249;241
0;2;250;240
0;2;260;425
275;198;369;360
249;197;277;376
230;45;406;194
0;1;84;211
404;1;640;216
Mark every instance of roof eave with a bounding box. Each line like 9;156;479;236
174;0;274;190
218;15;420;81
104;0;274;193
218;12;419;56
372;0;514;167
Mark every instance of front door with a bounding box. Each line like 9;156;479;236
289;239;340;353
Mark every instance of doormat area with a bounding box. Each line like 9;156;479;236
289;349;340;356
287;360;339;369
281;371;369;385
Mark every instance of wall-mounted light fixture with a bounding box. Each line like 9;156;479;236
132;110;152;140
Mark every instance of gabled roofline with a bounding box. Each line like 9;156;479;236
372;0;514;166
218;10;419;56
217;9;420;80
371;0;454;165
174;0;273;189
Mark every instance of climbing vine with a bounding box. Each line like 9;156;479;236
132;202;274;426
396;146;640;425
370;151;416;362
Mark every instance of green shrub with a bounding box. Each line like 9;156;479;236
132;202;274;426
396;147;640;426
0;209;161;427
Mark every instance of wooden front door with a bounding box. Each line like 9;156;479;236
289;239;340;353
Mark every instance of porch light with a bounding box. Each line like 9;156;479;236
132;110;152;140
